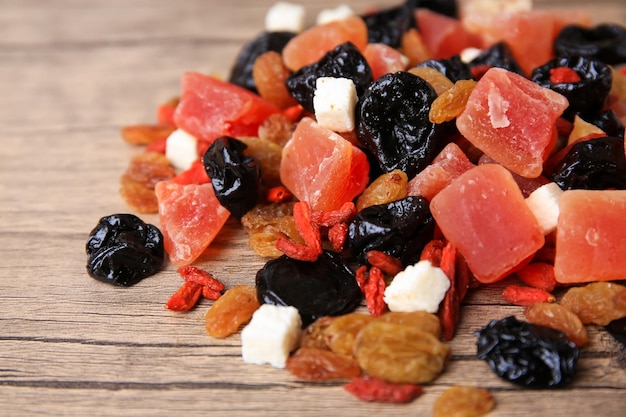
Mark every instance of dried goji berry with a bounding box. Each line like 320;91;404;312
420;239;446;267
275;237;320;262
266;185;294;203
165;281;204;312
439;242;459;341
366;250;403;276
502;284;555;306
549;67;582;84
355;265;369;289
202;286;222;301
344;375;423;404
276;201;323;261
364;266;387;317
328;222;348;253
311;202;357;227
177;266;225;293
516;262;557;292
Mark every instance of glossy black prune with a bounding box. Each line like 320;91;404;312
347;196;435;267
228;31;296;93
202;136;261;219
417;0;458;18
549;136;626;190
355;71;449;178
255;251;362;327
86;214;164;286
415;55;473;82
468;42;525;76
361;0;416;48
531;56;613;119
285;42;373;113
583;110;625;139
554;24;626;65
476;316;579;388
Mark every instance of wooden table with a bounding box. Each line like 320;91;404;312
2;0;625;415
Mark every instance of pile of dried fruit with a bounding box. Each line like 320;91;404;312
86;0;626;413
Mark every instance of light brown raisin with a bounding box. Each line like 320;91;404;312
253;51;298;110
400;28;433;67
374;311;441;337
241;203;302;258
258;113;294;148
560;281;626;326
429;79;477;124
524;302;589;347
433;386;495;417
205;285;260;338
356;169;408;211
300;316;336;350
286;347;361;381
237;136;283;187
121;124;175;146
354;321;451;384
119;152;175;213
407;66;454;95
322;313;374;357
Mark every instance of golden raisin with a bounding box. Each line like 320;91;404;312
400;28;433;67
322;313;374;357
253;51;298;109
121;124;175;146
429;79;477;124
300;316;336;350
433;386;495;417
374;311;441;337
356;169;408;211
286;347;362;381
408;66;454;96
354;321;451;384
560;281;626;326
258;113;295;147
237;136;283;187
119;152;175;213
524;302;589;347
205;285;260;338
241;203;302;257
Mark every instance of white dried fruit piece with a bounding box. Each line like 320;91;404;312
265;2;306;33
313;77;358;133
316;4;354;25
525;182;563;235
383;260;450;313
241;304;302;368
165;129;198;171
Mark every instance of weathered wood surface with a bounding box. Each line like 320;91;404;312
1;0;625;415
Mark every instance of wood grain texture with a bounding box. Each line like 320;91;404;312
1;1;625;416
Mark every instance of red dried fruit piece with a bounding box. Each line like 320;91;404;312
202;286;222;301
516;262;557;292
420;239;446;267
177;266;225;293
156;96;179;127
439;242;459;341
550;67;582;84
364;267;387;317
275;237;321;262
276;201;323;261
502;284;555;306
344;375;423;404
328;222;348;253
286;347;361;381
366;250;403;276
311;202;357;228
165;281;204;312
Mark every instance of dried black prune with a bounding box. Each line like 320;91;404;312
202;136;261;219
531;56;613;120
255;251;362;326
229;31;296;93
468;42;525;76
285;42;373;113
347;196;435;267
554;24;626;65
361;0;416;48
418;0;458;18
86;214;164;286
415;55;473;82
355;71;449;178
476;316;579;388
549;136;626;190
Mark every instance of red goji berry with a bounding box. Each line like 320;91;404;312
502;284;555;306
293;201;322;254
311;202;357;227
275;237;320;261
177;266;225;292
328;222;348;252
439;242;459;341
516;262;557;292
549;67;582;84
165;281;204;311
455;254;473;302
364;266;387;317
420;239;446;267
266;185;294;203
202;286;222;301
366;250;403;276
355;265;368;289
344;375;423;404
